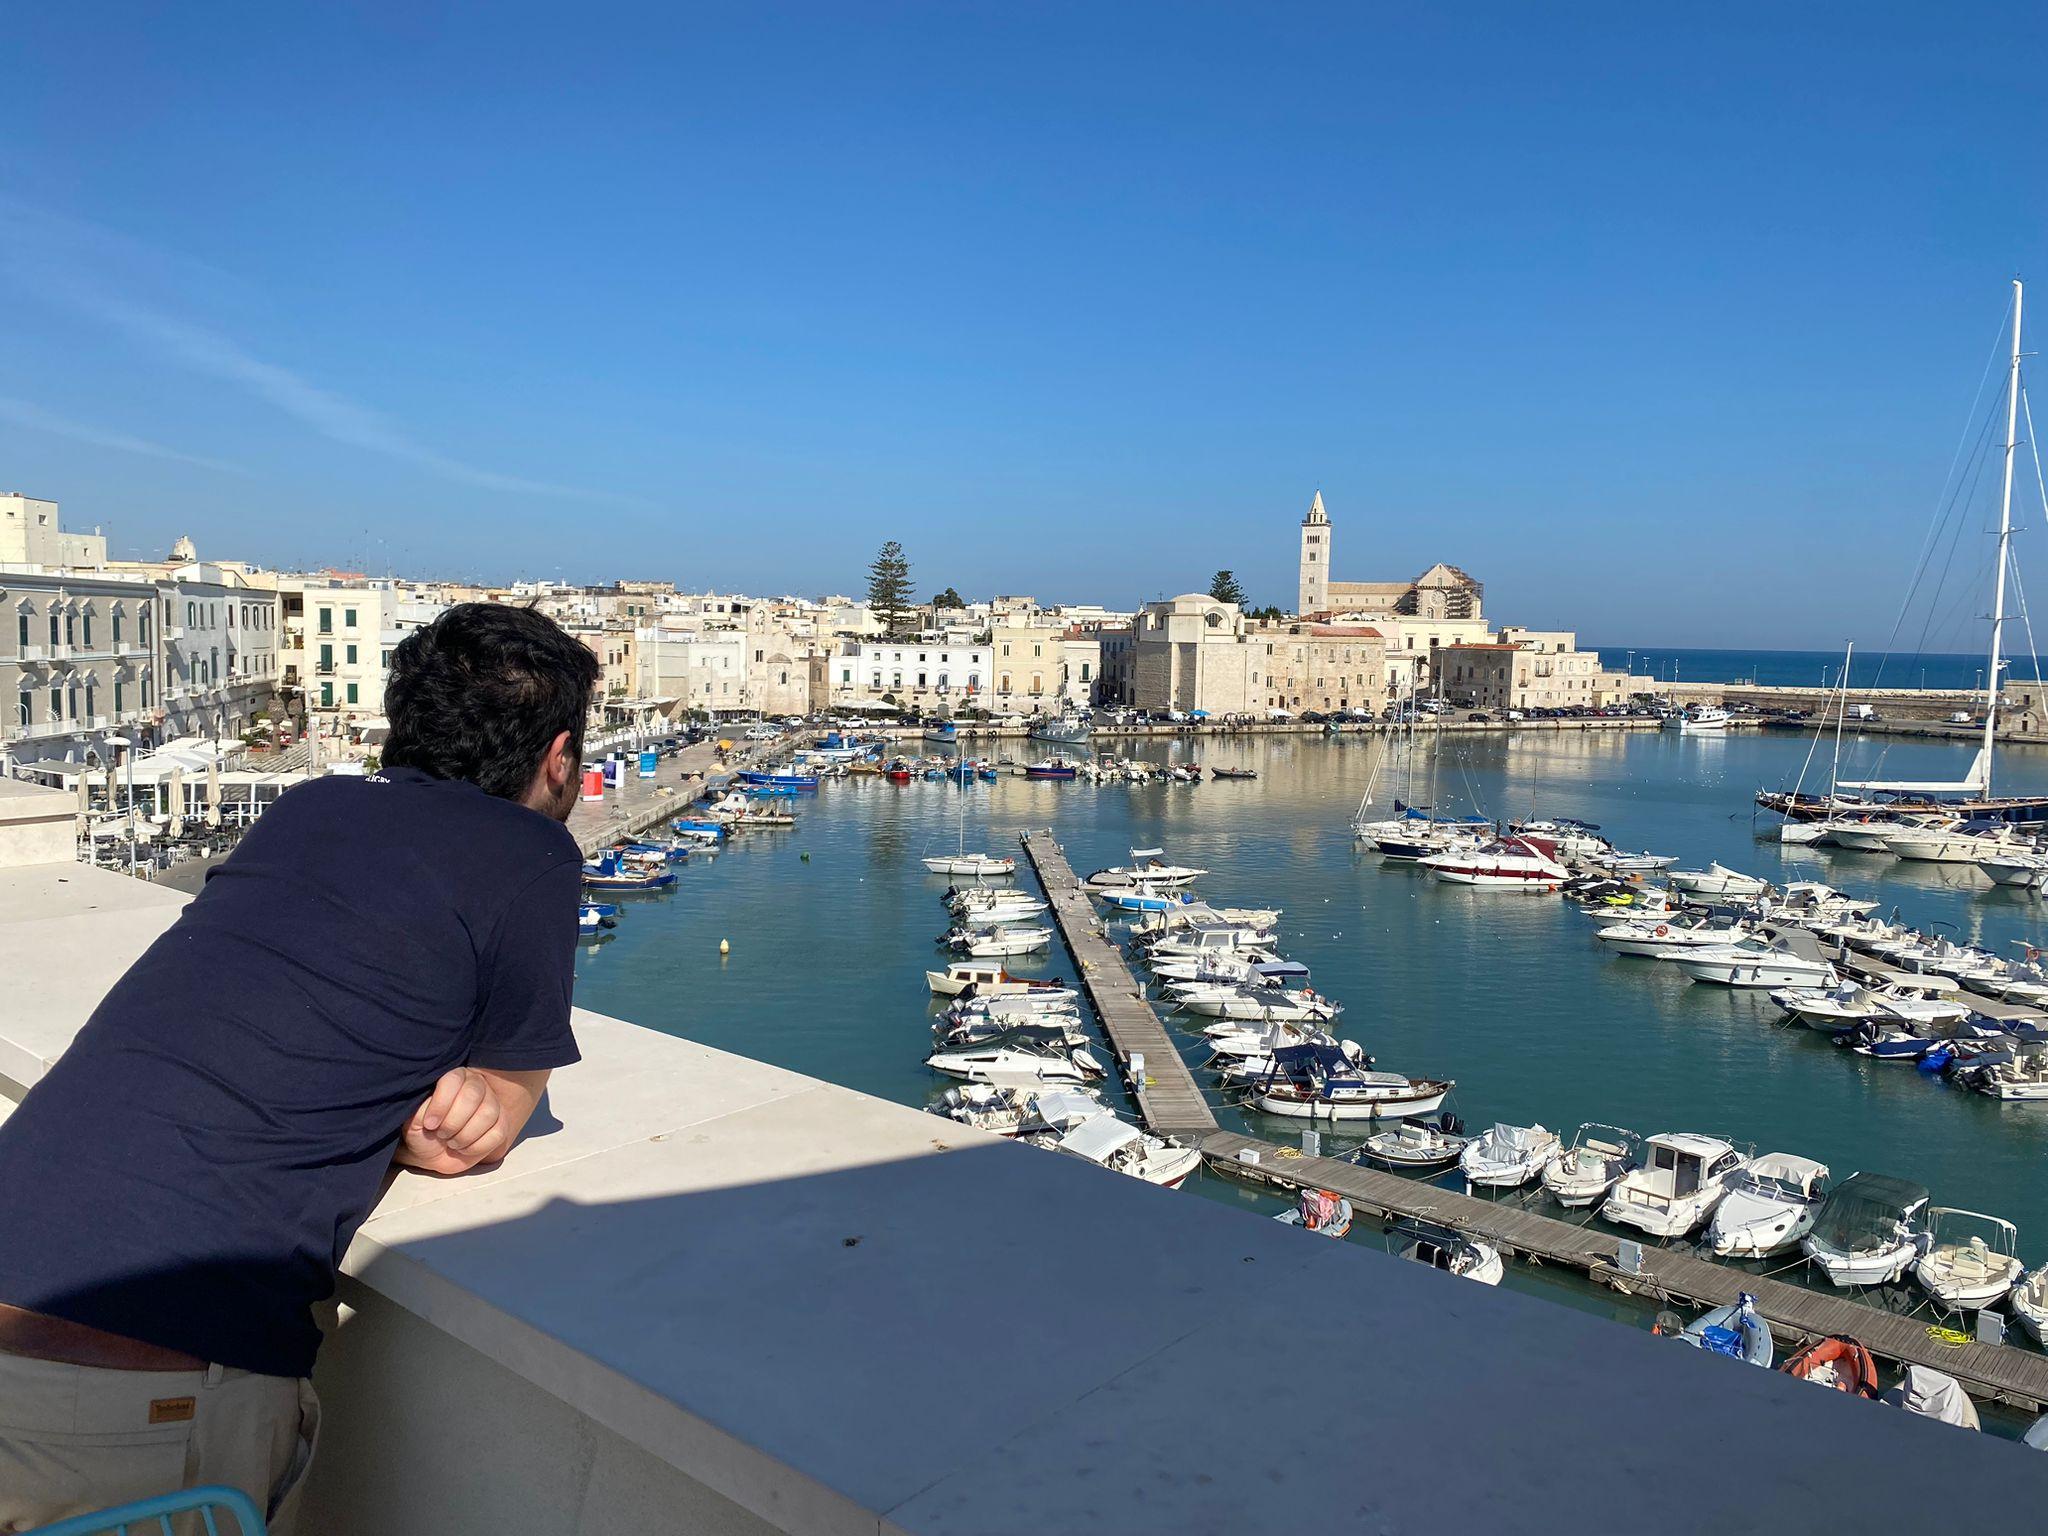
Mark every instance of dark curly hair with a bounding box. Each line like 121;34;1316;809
381;603;603;799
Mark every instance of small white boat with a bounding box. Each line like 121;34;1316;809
1667;705;1729;733
1600;1133;1746;1239
1172;985;1341;1023
1706;1153;1830;1258
1665;932;1835;988
1596;915;1741;959
1459;1122;1560;1189
924;1031;1105;1086
1083;847;1208;890
1882;823;2023;865
2008;1263;2048;1344
1540;1123;1641;1209
1974;849;2048;888
1275;1188;1353;1238
945;925;1054;958
922;852;1016;878
1967;1050;2048;1100
1389;1218;1503;1285
1350;1114;1471;1170
1801;1172;1931;1287
1912;1208;2023;1310
955;898;1052;929
925;962;1067;999
1043;1114;1202;1188
1882;1365;1982;1430
930;1084;1104;1137
1248;1042;1452;1122
1667;861;1770;899
1769;979;1970;1032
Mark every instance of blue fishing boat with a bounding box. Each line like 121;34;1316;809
977;765;999;783
578;902;620;933
670;818;726;841
581;852;677;892
1098;887;1197;914
620;839;689;862
1025;759;1078;780
736;769;819;790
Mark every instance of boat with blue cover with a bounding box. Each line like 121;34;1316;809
1024;759;1079;780
736;769;819;790
580;852;678;892
670;818;726;841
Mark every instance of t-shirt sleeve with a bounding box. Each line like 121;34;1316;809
468;857;583;1071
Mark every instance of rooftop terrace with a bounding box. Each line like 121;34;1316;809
1;781;2043;1532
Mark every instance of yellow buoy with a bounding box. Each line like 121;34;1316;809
719;938;730;955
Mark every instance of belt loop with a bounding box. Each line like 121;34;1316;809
204;1361;225;1388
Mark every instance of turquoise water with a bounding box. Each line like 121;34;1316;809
572;726;2048;1349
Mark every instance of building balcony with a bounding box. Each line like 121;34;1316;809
0;852;2037;1536
10;713;110;741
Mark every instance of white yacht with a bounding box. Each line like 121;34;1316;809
1170;985;1340;1024
1596;914;1740;959
1665;705;1730;733
1600;1133;1746;1239
924;1031;1105;1087
1083;848;1208;890
1419;834;1570;891
944;925;1054;959
1705;1154;1830;1258
1664;931;1835;988
1768;978;1970;1032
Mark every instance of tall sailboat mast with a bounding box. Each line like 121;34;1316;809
1985;278;2023;797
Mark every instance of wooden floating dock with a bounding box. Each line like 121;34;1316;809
1018;831;1215;1135
1018;829;2048;1410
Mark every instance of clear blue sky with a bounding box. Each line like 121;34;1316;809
4;4;2046;647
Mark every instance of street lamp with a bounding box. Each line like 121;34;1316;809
105;735;135;876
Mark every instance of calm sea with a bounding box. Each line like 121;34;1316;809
573;728;2048;1398
1590;646;2045;692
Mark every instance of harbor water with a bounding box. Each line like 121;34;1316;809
574;726;2048;1347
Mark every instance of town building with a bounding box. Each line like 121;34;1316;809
1436;628;1624;711
0;492;106;569
830;638;989;713
1252;621;1388;715
1296;491;1482;623
1;569;161;770
1098;596;1260;717
155;566;280;743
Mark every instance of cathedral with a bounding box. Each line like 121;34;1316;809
1296;491;1483;622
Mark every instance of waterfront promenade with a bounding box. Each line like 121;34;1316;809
565;731;799;856
1016;827;2048;1413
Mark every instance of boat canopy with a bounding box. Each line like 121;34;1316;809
1809;1173;1931;1250
1837;748;1991;797
1271;1041;1352;1078
1030;1090;1105;1130
1056;1115;1140;1163
1130;847;1165;860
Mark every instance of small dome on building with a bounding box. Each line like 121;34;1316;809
170;535;197;562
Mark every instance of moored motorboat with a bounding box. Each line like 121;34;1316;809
1039;1113;1202;1187
1596;914;1738;959
1084;848;1208;889
1458;1122;1560;1189
943;924;1054;958
1912;1208;2022;1311
2009;1264;2048;1344
1883;1365;1982;1430
1246;1042;1452;1122
1420;833;1569;892
1348;1113;1471;1171
924;1028;1105;1086
925;961;1069;998
930;1083;1104;1137
1600;1133;1746;1238
1540;1123;1641;1209
1665;931;1834;988
1388;1218;1504;1285
1667;861;1769;899
1801;1172;1931;1287
1705;1153;1830;1258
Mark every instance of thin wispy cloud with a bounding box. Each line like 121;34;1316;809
0;396;246;475
0;195;645;509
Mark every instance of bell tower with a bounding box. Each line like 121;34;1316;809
1298;490;1330;616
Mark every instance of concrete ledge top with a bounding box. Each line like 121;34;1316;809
4;863;2046;1534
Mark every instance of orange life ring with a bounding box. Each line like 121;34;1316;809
1654;924;1670;938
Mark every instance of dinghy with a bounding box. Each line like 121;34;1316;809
1673;1292;1774;1367
1781;1336;1880;1398
2008;1264;2048;1344
1275;1188;1353;1238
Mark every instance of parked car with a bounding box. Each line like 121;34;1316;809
1468;711;1492;723
1503;709;1526;722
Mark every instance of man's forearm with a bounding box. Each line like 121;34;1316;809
393;1065;552;1175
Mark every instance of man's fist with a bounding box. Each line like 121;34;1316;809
398;1067;512;1173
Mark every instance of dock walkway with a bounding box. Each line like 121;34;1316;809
1018;828;2048;1410
1017;831;1216;1135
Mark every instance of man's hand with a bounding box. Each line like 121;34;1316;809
395;1066;550;1175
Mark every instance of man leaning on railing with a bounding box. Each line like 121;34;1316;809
0;603;602;1532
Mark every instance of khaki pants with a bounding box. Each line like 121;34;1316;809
0;1353;317;1535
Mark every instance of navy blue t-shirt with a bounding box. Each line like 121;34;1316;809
0;766;583;1377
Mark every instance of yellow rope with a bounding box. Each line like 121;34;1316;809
1925;1325;1972;1347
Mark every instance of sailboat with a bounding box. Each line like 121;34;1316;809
1761;281;2048;828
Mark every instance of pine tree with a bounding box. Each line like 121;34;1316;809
1207;570;1249;607
930;586;966;610
867;541;914;635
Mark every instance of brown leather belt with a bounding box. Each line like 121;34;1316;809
0;1303;207;1372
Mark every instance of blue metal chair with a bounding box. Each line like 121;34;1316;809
22;1485;265;1536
